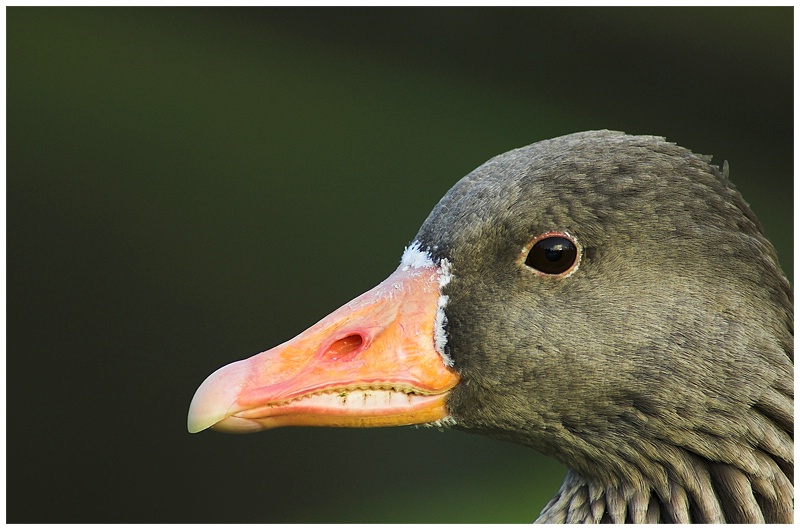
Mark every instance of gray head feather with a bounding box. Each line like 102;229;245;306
415;130;793;523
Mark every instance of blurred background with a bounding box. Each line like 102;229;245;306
7;7;792;523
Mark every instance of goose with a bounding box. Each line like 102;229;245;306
187;130;793;523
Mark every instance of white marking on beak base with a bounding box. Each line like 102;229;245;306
400;241;454;367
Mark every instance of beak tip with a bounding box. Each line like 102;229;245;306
186;421;204;434
187;391;224;434
186;407;213;433
187;360;248;434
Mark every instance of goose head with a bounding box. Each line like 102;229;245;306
188;130;793;523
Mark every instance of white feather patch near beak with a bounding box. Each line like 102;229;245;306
400;241;454;367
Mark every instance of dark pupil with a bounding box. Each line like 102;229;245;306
526;237;577;274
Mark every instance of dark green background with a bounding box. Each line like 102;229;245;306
8;7;792;523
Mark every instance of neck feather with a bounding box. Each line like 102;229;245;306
535;399;794;523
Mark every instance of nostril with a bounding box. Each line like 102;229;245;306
324;334;364;360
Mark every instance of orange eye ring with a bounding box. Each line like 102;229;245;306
520;231;581;278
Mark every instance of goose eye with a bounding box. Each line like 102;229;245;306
524;233;579;276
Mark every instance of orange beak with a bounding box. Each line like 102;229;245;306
187;256;460;433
